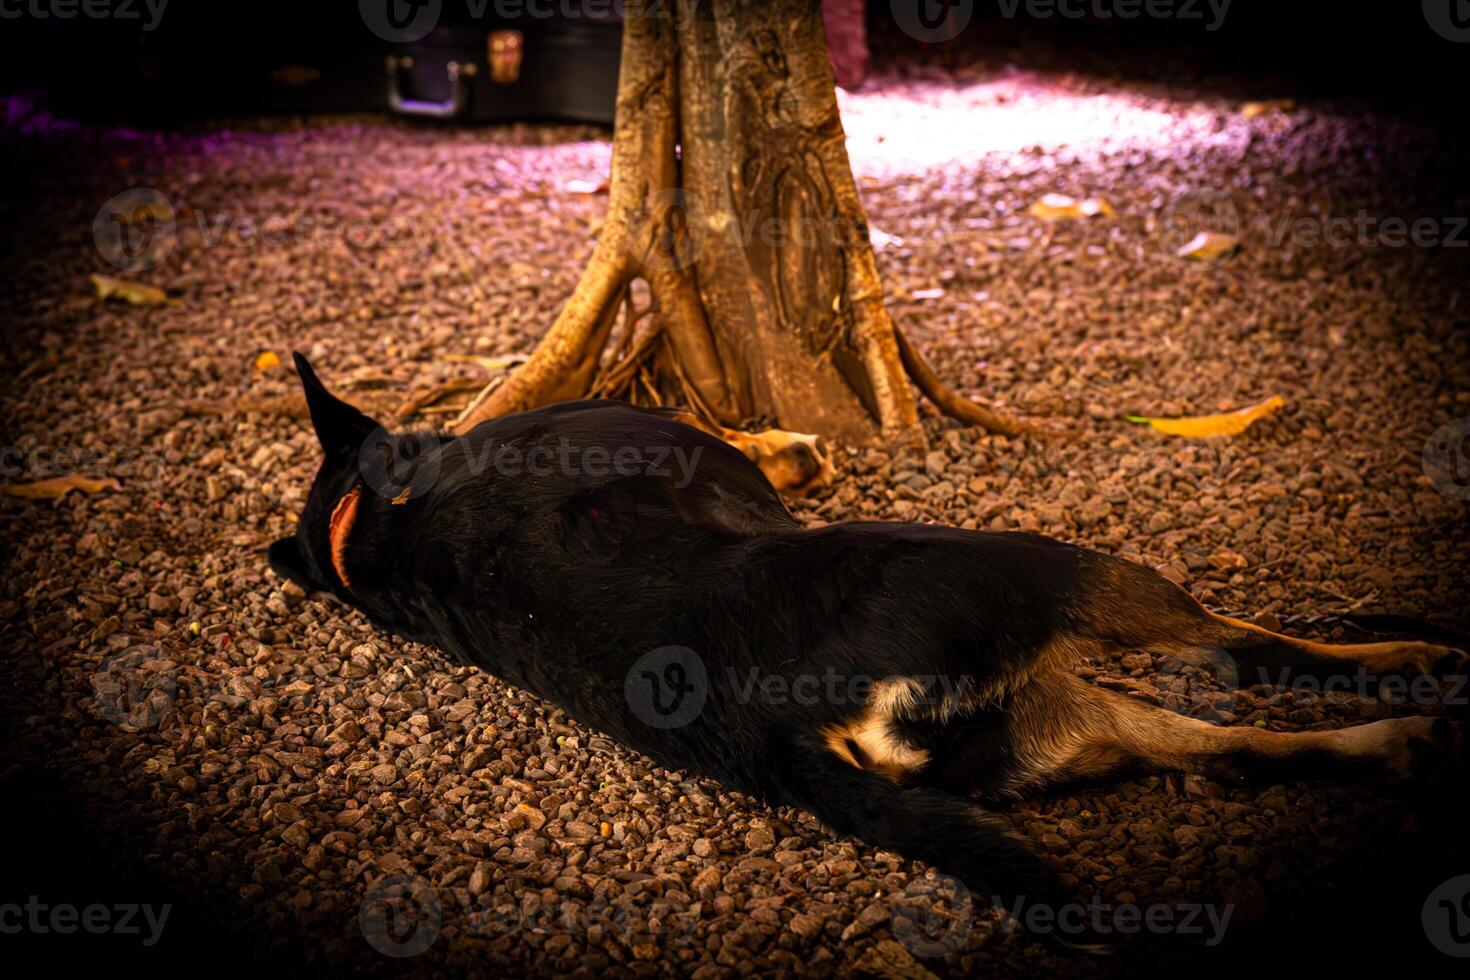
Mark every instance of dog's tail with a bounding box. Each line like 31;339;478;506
766;736;1109;954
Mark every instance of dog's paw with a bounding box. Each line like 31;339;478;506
1380;716;1464;781
1364;642;1468;685
1431;646;1470;681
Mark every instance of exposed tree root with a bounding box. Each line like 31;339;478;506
393;378;487;419
893;325;1057;440
181;394;311;420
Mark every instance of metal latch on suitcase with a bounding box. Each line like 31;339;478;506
385;55;477;119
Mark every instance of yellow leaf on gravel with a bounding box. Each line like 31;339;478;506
1029;193;1116;221
254;351;281;371
1127;395;1286;437
2;473;121;500
868;225;902;250
1175;230;1238;262
564;178;608;195
1241;99;1295;117
91;273;173;306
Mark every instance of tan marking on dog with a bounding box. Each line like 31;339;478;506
822;714;929;781
822;678;932;781
869;676;926;716
328;486;361;589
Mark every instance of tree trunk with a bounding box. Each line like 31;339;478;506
454;0;1025;450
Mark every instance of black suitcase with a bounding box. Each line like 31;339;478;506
384;11;622;124
36;4;621;125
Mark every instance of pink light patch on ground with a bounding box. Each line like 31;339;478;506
836;71;1250;177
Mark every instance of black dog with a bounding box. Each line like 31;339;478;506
271;354;1463;948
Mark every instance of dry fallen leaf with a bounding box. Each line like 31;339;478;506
910;287;946;301
254;351;281;371
1127;395;1286;437
91;273;173;306
1029;193;1116;221
441;353;527;372
1241;99;1296;118
2;473;121;500
868;226;903;250
1175;230;1238;262
564;178;608;195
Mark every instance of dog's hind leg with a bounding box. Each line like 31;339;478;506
933;671;1463;797
1069;551;1467;690
765;734;1110;952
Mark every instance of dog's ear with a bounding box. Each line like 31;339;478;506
268;535;317;590
294;352;378;456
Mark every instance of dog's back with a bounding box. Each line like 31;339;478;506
340;402;1085;781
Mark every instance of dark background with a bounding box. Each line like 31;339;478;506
0;3;1463;120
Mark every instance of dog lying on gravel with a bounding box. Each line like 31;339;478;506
270;354;1465;950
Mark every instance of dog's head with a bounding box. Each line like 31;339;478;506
267;353;384;596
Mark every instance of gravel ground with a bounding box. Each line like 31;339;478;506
2;52;1468;977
